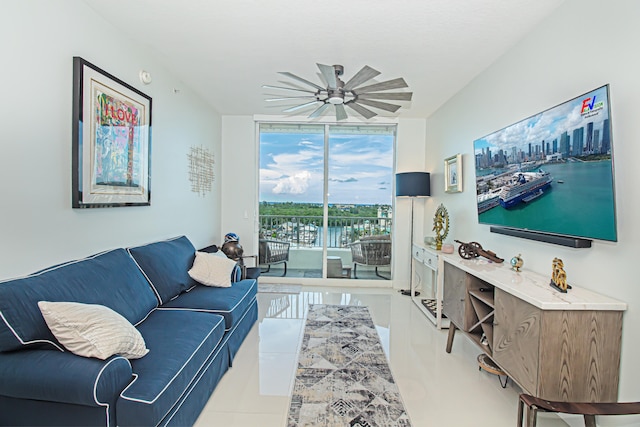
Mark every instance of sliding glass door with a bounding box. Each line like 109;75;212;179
259;123;395;280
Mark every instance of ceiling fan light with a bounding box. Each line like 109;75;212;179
328;95;344;105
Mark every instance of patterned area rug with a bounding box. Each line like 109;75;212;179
287;304;411;427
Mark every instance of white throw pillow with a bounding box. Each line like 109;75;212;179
188;251;237;287
38;301;149;360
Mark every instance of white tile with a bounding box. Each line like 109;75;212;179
258;318;303;353
193;287;570;427
195;410;285;427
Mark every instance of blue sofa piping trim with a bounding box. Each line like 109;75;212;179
159;300;256;427
0;310;64;352
0;250;120;353
94;356;132;427
0;249;113;283
126;236;199;305
119;315;225;405
219;295;257;360
127;252;163;303
157;279;258;331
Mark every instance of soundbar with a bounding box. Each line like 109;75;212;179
490;226;592;248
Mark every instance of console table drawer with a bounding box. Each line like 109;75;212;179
423;250;438;271
412;244;425;263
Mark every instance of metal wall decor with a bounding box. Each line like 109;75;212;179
188;145;215;196
72;57;152;208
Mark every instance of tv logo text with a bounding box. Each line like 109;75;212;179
581;96;604;115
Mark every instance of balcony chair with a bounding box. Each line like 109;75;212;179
259;238;290;276
517;393;640;427
349;234;391;279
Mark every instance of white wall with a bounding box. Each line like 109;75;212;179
426;0;640;408
220;116;258;255
220;115;427;287
0;0;222;279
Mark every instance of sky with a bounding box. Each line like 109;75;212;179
259;131;394;205
473;85;610;154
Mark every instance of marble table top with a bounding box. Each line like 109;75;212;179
439;252;627;311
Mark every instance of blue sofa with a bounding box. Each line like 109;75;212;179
0;236;258;426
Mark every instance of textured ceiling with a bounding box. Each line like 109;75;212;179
84;0;565;119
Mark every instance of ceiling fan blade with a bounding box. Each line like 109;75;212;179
345;102;377;119
335;104;348;121
262;84;317;94
355;78;408;93
358;92;413;101
278;72;324;91
355;98;401;113
282;100;320;113
343;65;381;91
308;103;330;119
317;63;338;89
265;96;318;102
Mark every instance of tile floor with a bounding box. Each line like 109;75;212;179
194;286;572;427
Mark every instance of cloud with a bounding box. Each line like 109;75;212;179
329;177;358;183
476;87;609;154
272;171;312;195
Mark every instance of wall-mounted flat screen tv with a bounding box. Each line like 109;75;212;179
473;85;617;243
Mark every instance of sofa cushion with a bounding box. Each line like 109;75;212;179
38;301;149;360
0;249;158;353
188;251;237;288
159;279;258;331
117;309;226;427
128;236;199;304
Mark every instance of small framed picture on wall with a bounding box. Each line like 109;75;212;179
444;154;462;193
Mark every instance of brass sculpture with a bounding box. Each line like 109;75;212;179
433;204;450;251
550;257;571;293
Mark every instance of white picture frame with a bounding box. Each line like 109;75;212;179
444;154;462;193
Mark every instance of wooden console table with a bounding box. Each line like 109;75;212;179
441;253;626;402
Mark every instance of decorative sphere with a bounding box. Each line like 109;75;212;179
510;254;524;272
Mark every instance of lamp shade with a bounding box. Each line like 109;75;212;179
396;172;431;197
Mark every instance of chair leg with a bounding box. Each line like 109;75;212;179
353;264;358;279
281;262;287;277
374;267;390;280
445;323;457;353
584;415;596;427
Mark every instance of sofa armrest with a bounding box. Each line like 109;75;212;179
0;349;133;407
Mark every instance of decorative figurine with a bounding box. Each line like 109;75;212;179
550;257;571;293
221;232;244;267
433;204;450;251
454;240;504;263
510;254;524;272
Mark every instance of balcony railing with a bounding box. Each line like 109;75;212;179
259;215;392;248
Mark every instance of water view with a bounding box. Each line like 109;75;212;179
479;160;616;241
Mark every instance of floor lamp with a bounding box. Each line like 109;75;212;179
396;172;431;296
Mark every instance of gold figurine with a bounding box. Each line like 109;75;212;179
433;204;450;251
550;257;571;293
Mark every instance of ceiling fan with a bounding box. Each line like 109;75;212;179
263;64;412;121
